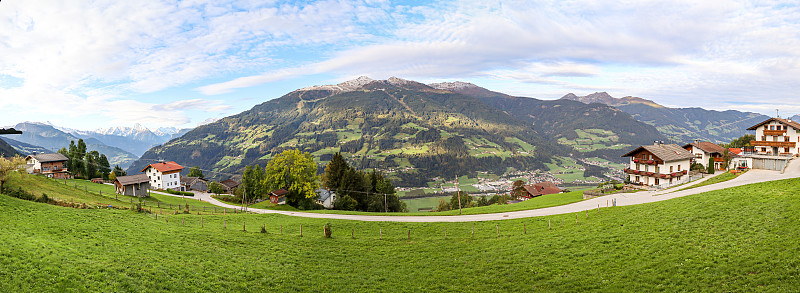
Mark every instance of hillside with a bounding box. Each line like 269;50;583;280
129;77;664;186
0;137;20;157
2;175;799;291
0;136;52;155
8;122;139;168
561;92;769;144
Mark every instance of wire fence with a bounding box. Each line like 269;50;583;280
141;204;611;241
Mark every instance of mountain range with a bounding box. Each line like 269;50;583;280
560;92;769;144
127;77;665;186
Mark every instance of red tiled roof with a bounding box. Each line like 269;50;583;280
522;182;562;197
141;161;183;173
683;142;727;155
270;189;289;197
729;148;742;155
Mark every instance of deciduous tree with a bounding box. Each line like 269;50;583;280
263;149;319;209
187;166;204;178
0;156;25;192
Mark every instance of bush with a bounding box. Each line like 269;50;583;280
163;189;194;197
323;223;332;238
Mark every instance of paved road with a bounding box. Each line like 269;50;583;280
181;159;800;222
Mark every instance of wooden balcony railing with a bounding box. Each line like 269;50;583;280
624;168;687;178
750;140;796;147
763;130;786;136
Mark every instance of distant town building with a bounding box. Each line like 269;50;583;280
114;174;150;197
622;142;693;187
25;153;71;179
747;117;800;156
141;161;184;191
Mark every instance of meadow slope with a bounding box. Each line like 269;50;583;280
1;178;799;291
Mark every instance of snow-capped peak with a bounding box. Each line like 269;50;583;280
298;76;375;93
428;81;479;91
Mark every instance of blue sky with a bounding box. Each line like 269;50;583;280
1;0;799;131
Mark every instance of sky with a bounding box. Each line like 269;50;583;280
1;0;799;131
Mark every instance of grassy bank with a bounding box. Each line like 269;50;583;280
1;176;798;291
678;170;746;191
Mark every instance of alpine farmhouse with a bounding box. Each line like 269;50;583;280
142;161;184;191
683;141;730;171
622;143;693;187
747;117;800;156
25;153;71;179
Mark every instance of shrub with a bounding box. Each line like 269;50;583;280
323;223;332;238
260;225;267;234
163;189;194;197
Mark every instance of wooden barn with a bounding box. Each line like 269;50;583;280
114;174;150;197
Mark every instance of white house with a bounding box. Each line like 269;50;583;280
747;118;800;156
683;141;729;171
141;161;184;191
622;142;694;187
315;189;335;209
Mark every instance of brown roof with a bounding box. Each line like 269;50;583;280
220;179;240;189
683;141;727;155
747;117;800;131
115;174;149;186
270;189;289;197
141;161;183;173
180;176;206;185
26;153;68;163
622;144;694;162
523;182;562;197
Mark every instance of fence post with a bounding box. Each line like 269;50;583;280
243;222;246;232
586;209;588;219
496;224;499;237
524;223;526;234
380;228;382;239
224;219;226;229
598;204;600;212
351;229;353;239
166;215;168;223
407;229;410;240
300;224;303;237
548;219;551;229
201;216;203;228
182;217;184;226
444;227;446;239
576;213;578;223
471;224;474;238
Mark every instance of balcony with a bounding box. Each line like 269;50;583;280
631;158;660;165
763;129;786;136
624;168;687;178
713;158;724;162
750;140;796;148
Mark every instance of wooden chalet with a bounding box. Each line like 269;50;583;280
622;142;693;187
747;117;800;156
269;189;289;204
521;182;562;198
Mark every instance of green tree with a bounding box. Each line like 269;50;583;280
511;180;526;199
76;139;87;159
263;149;319;209
187;166;204;178
97;154;111;179
85;153;97;179
332;195;358;211
722;149;733;170
323;152;348;190
0;156;25;192
208;181;225;195
707;157;715;174
449;191;473;211
112;165;126;177
724;134;756;148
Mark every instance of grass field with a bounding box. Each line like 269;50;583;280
6;176;222;212
2;176;799;291
678;170;746;191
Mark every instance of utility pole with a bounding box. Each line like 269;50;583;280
456;176;462;215
384;193;387;213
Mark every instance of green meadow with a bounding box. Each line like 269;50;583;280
1;172;799;291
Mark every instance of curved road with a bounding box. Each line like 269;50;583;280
185;159;800;222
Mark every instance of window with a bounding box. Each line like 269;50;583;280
655;166;660;173
678;165;682;171
770;125;775;130
777;125;782;130
670;166;674;172
762;136;766;141
785;147;790;153
636;163;640;170
786;136;790;142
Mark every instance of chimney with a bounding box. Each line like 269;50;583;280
654;141;659;146
694;139;699;144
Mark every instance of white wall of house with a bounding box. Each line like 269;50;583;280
628;158;690;186
25;157;41;173
753;121;800;155
145;167;181;190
